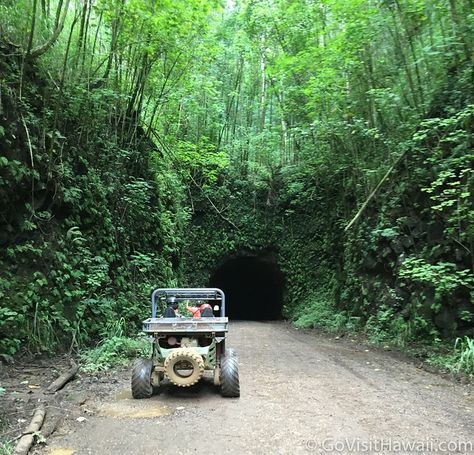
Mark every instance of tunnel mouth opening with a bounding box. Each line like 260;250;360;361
209;255;284;320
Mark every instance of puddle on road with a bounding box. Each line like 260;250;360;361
100;404;172;418
48;448;75;455
114;389;133;400
98;389;172;419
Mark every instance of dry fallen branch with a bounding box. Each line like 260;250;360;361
13;405;46;455
344;149;409;232
40;412;61;439
44;363;79;394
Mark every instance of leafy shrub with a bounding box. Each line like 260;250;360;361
293;291;350;332
400;259;473;295
80;336;150;372
80;318;150;372
399;258;474;312
427;336;474;377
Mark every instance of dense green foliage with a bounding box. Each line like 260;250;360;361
79;318;149;371
0;0;201;355
0;0;473;373
179;0;474;350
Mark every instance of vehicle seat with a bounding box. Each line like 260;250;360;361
200;307;214;317
163;306;176;318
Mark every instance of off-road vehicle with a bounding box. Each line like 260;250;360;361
131;288;240;398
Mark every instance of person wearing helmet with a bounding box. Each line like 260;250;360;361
186;301;214;318
163;296;179;318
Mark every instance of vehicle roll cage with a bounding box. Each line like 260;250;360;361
151;288;226;318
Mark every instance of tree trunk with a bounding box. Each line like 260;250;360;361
28;0;70;58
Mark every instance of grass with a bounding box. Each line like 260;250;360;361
293;291;357;332
0;440;14;455
80;336;150;372
454;336;474;374
80;318;150;372
426;336;474;377
0;405;14;455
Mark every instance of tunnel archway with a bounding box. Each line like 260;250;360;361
209;255;284;320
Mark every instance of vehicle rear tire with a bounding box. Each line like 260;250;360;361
131;358;153;399
220;351;240;397
164;348;204;387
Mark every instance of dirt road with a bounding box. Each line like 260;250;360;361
41;322;473;454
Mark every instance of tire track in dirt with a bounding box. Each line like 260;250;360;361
40;321;473;455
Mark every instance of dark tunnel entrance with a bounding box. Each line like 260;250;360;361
209;256;284;320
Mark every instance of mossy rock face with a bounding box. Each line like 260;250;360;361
361;253;378;271
434;306;457;335
426;222;445;242
401;236;414;249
